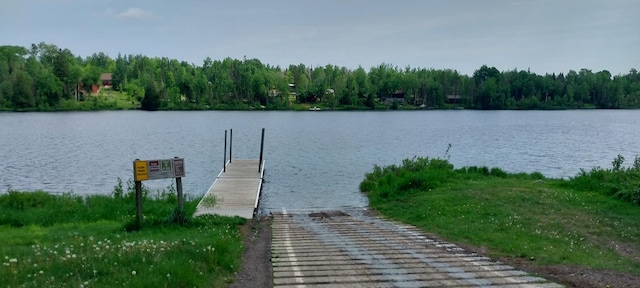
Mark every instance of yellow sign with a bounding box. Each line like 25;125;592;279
134;160;149;181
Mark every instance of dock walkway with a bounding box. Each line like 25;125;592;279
194;159;264;219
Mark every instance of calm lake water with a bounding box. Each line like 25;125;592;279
1;110;639;213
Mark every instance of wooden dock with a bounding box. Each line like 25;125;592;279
194;159;265;219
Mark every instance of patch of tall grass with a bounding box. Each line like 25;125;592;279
560;154;640;205
0;178;180;228
360;157;543;206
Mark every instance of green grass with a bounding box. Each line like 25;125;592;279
0;188;245;287
45;90;137;111
361;157;640;274
98;89;138;110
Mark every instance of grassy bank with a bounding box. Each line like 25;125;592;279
55;90;137;111
0;184;244;287
360;157;640;275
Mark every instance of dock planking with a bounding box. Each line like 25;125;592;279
194;159;265;219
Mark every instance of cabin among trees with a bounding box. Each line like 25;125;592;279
385;90;406;105
101;73;113;88
75;73;113;97
72;73;113;99
445;95;464;104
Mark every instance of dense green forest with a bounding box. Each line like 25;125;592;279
1;42;640;111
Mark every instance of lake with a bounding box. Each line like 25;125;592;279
1;110;639;213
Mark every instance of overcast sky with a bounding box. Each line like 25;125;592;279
1;0;638;76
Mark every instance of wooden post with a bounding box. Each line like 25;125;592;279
176;177;184;214
133;159;143;229
223;130;227;173
135;180;143;228
230;129;233;163
259;128;265;172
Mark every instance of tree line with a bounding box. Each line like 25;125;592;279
1;42;640;111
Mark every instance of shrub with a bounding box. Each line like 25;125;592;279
563;155;640;205
529;171;545;180
361;157;456;204
490;167;508;178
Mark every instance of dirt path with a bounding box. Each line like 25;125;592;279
228;216;273;288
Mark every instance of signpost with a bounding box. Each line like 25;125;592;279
132;157;186;228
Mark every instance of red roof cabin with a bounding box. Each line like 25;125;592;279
101;73;113;88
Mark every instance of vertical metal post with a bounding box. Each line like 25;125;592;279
230;129;233;163
259;128;265;172
223;130;227;172
176;177;183;214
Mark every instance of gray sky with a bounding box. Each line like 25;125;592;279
1;0;638;76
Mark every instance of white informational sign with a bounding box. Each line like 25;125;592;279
134;158;185;181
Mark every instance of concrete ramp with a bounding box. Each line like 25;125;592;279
271;209;562;287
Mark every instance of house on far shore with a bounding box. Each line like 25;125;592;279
288;83;297;103
101;73;113;88
385;90;406;105
445;95;465;104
